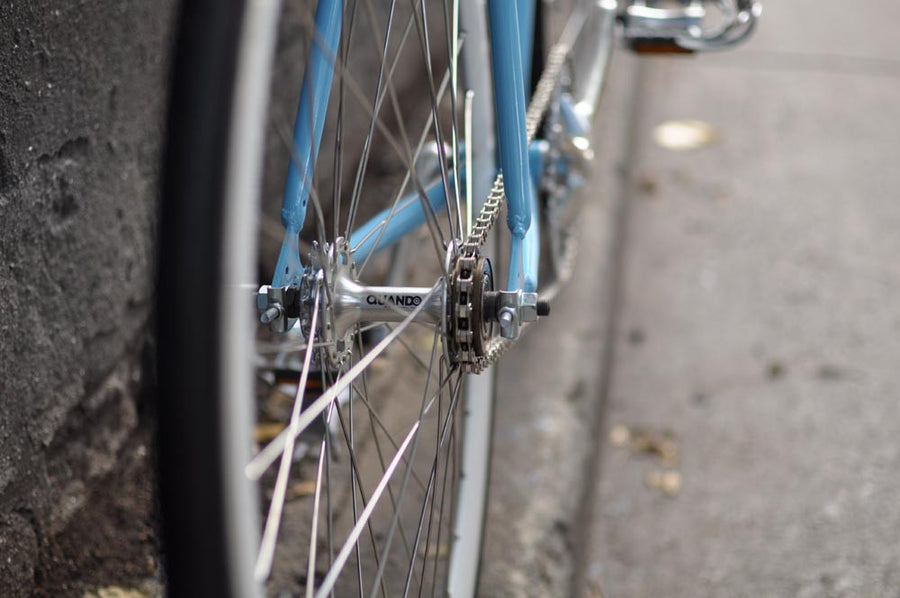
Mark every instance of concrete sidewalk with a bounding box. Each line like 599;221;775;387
478;44;643;598
576;1;900;596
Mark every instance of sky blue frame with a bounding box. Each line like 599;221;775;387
274;0;542;293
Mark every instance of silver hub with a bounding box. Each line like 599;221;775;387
259;237;446;369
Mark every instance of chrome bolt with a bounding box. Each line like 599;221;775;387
260;305;283;324
498;307;517;340
518;293;539;323
257;285;270;310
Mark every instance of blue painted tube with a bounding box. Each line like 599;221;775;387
273;0;342;287
502;143;547;292
508;237;524;291
519;0;541;294
281;0;341;232
509;142;542;291
517;0;536;97
488;0;533;243
349;181;448;266
529;140;548;189
505;209;539;292
521;171;540;292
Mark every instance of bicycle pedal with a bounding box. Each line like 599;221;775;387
629;38;695;55
622;0;703;53
620;0;760;54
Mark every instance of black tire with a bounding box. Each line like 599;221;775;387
156;0;246;595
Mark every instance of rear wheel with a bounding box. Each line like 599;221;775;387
158;0;498;596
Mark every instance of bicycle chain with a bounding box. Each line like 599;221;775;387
453;43;570;373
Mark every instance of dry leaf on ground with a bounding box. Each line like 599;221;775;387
646;470;682;496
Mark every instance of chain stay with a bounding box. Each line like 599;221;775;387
455;44;570;373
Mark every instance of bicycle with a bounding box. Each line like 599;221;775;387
156;1;760;596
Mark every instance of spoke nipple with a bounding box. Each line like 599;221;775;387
537;300;551;317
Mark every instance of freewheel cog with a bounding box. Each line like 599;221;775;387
449;253;494;372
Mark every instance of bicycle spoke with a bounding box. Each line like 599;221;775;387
398;373;463;598
314;421;420;598
404;465;436;598
343;365;458;589
343;0;401;239
333;0;361;244
442;0;464;240
255;339;335;355
305;400;337;598
299;331;462;596
355;64;456;279
365;330;445;598
295;11;449;268
321;365;336;598
418;359;449;598
351;338;418;561
463;90;474;235
356;0;452;260
226;2;499;594
343;0;462;255
350;379;438;495
329;386;389;598
407;371;443;598
411;0;453;239
346;351;366;597
412;365;448;598
247;283;440;480
425;373;457;598
255;285;322;581
383;325;442;379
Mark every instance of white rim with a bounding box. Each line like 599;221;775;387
221;0;284;595
218;0;496;596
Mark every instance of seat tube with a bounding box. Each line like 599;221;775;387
273;0;342;286
487;0;537;292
